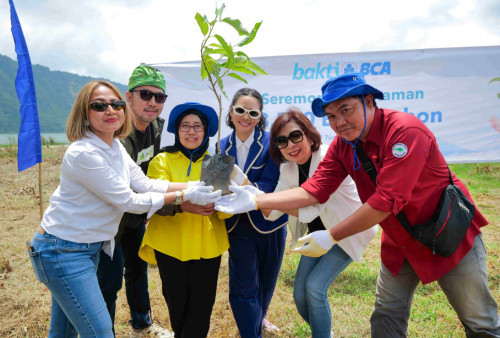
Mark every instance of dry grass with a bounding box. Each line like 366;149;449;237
0;146;498;337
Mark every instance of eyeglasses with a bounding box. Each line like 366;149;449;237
179;124;204;132
274;130;304;149
232;105;261;119
130;89;168;104
89;100;126;112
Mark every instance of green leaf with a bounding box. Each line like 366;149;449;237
213;67;228;100
209;43;223;48
204;47;227;55
215;3;226;20
231;66;256;76
228;72;248;84
238;21;262;46
195;13;209;36
235;51;250;60
214;34;234;66
243;59;267;75
201;64;208;80
232;56;249;66
489;77;500;84
201;54;215;80
222;17;249;36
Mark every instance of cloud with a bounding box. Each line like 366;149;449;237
1;0;499;85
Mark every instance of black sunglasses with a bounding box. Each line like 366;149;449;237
130;89;168;103
274;130;304;149
89;100;126;112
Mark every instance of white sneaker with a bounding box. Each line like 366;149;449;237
129;323;174;337
262;318;280;334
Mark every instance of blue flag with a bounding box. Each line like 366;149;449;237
9;0;42;172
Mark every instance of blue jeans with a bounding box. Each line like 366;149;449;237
97;223;152;331
371;233;500;337
294;244;352;338
29;231;113;337
228;217;287;338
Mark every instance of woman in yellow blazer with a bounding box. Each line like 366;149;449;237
139;102;229;338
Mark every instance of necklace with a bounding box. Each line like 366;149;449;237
298;165;309;180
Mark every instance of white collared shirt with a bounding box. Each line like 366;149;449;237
40;132;168;256
265;144;378;261
235;130;254;168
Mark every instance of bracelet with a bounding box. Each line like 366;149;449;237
328;231;338;243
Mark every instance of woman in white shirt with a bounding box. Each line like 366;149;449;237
265;107;378;338
27;80;219;337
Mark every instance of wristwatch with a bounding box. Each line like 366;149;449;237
174;190;183;205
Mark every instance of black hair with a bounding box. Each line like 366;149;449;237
226;88;267;131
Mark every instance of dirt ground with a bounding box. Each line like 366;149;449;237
0;145;498;337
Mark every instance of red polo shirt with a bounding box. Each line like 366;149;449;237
301;108;487;284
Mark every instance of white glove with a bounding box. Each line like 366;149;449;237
183;185;221;205
186;180;205;188
293;230;336;257
214;185;263;214
230;164;249;185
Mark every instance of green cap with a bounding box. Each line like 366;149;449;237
128;65;166;93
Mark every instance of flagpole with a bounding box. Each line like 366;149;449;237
38;162;43;220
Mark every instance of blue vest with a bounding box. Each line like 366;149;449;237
219;128;288;233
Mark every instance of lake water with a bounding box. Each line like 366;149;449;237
0;133;69;145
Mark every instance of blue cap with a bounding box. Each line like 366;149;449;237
167;102;218;137
311;73;384;117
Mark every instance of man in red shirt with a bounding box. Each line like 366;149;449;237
216;73;500;336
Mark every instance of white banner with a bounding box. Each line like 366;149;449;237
152;46;500;163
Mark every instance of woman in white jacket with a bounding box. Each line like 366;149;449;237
264;107;378;338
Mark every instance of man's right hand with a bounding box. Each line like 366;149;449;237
214;185;263;214
180;201;215;216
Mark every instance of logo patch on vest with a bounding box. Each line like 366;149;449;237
392;143;408;158
137;145;154;165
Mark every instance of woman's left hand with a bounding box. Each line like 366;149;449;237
293;230;336;257
183;185;221;205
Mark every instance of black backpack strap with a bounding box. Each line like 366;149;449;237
352;143;377;185
353;143;416;237
447;166;454;185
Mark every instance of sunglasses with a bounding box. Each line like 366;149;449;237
89;100;126;112
232;105;262;119
274;130;304;149
130;89;168;104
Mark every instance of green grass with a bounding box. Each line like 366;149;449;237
449;163;500;191
273;162;500;336
1;145;498;336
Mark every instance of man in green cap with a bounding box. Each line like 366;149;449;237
97;64;173;337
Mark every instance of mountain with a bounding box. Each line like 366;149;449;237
0;53;127;133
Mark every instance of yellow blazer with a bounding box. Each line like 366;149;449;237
139;151;229;263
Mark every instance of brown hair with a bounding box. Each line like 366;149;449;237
66;80;132;142
269;106;321;164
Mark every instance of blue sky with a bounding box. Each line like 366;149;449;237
1;0;499;84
